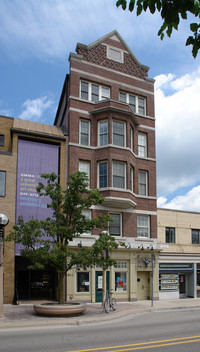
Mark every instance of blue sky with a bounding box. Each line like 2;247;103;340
0;0;200;211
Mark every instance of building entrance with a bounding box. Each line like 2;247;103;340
95;271;109;302
15;256;56;301
179;274;186;297
137;272;150;300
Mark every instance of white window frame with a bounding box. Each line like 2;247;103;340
119;92;146;115
98;161;108;189
80;81;110;102
130;127;133;151
139;170;148;196
112;161;126;189
130;166;134;192
112;120;126;147
138;133;147;157
79;119;90;146
137;215;150;238
109;212;122;237
81;209;92;235
79;161;90;188
98;120;108;146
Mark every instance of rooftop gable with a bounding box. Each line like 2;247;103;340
75;30;149;80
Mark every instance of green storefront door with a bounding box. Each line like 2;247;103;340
95;271;109;302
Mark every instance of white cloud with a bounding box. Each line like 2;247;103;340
19;96;54;121
0;100;13;117
0;0;163;61
157;186;200;212
154;73;175;89
155;66;200;199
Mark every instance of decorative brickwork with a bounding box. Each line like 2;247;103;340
77;44;148;79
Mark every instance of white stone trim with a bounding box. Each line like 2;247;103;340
70;67;154;96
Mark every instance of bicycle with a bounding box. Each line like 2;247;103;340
104;289;117;313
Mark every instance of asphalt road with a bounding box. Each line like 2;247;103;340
0;309;200;352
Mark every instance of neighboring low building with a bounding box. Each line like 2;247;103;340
157;208;200;300
0;115;66;303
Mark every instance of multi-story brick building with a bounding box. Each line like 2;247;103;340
54;30;159;302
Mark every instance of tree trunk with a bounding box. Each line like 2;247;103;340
58;272;64;304
102;268;106;307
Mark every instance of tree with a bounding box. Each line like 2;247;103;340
74;231;121;307
7;172;112;304
116;0;200;57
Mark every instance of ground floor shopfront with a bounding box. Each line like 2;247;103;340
14;249;160;303
65;249;160;303
159;255;200;300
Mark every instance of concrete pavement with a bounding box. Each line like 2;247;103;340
1;298;200;329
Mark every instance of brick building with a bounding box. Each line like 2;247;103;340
54;30;159;302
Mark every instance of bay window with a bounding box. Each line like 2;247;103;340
99;162;108;188
113;162;126;189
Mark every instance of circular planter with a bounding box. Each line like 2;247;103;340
33;302;87;317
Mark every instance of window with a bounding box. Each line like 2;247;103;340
98;120;108;146
166;227;175;243
138;133;147;157
109;213;121;236
119;92;146;115
130;127;133;151
113;120;125;147
99;162;108;188
0;171;6;196
82;209;91;235
137;215;150;238
113;162;126;189
79;161;90;187
139;171;148;196
0;135;4;147
130;166;134;192
192;229;200;244
81;81;110;102
80;120;90;146
77;272;89;292
115;261;127;268
80;82;89;100
115;272;127;291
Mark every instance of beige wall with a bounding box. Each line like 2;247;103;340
65;248;159;303
157;208;200;254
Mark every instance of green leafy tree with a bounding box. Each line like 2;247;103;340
116;0;200;57
76;231;121;305
7;172;112;304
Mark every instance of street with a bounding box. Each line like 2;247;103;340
0;309;200;352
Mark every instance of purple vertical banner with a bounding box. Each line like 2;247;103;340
16;139;59;255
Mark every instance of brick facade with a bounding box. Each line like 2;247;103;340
55;30;157;244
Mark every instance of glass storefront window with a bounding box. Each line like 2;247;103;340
115;272;127;292
77;272;90;292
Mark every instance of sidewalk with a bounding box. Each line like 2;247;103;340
1;298;200;329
